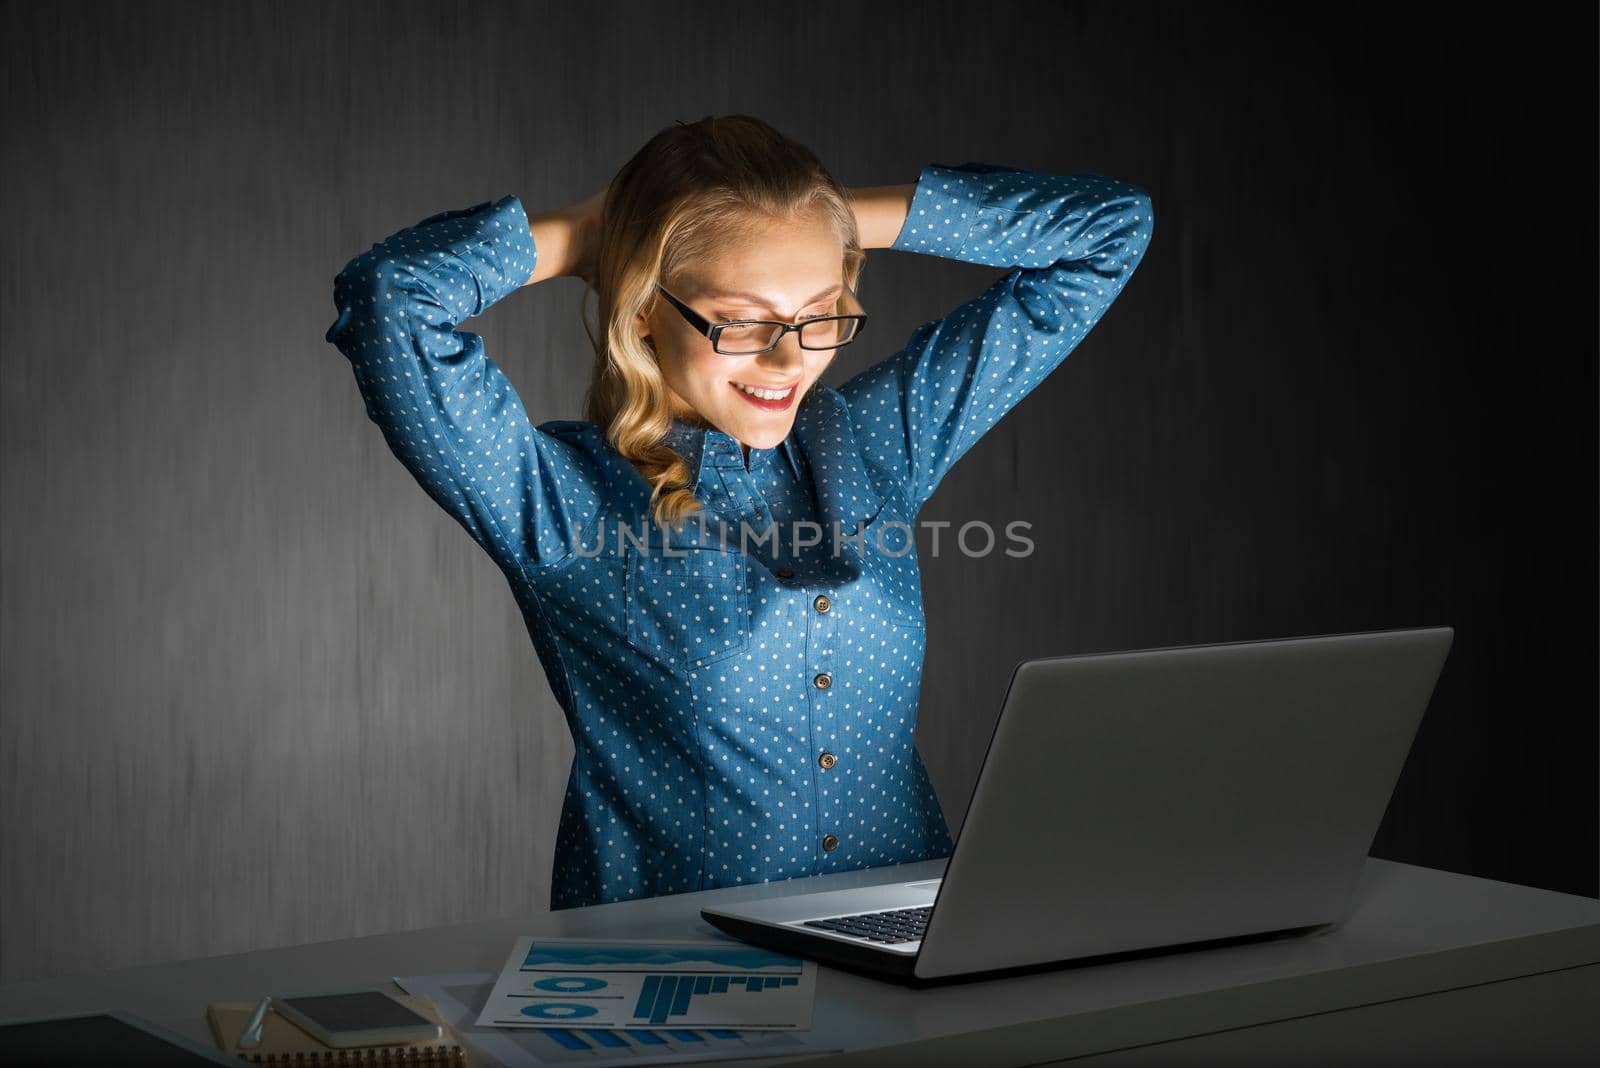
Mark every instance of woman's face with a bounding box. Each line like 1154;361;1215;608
637;209;846;453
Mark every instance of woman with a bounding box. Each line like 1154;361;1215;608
324;114;1153;910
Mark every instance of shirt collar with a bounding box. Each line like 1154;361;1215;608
662;418;805;485
657;389;882;538
782;436;803;481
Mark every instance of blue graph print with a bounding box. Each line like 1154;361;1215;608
632;973;801;1025
516;974;613;1019
522;942;801;971
538;1027;748;1051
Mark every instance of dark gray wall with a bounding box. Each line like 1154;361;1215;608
2;0;1593;986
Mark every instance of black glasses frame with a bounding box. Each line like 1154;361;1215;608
655;283;869;355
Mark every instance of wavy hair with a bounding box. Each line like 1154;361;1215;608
578;114;865;529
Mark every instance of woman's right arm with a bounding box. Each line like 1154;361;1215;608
323;193;603;577
524;188;604;287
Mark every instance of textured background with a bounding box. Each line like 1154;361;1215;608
1;0;1594;985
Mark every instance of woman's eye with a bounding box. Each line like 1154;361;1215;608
714;305;832;324
714;313;826;324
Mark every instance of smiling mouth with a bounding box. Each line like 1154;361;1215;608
730;380;797;401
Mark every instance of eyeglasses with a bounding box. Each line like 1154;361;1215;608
655;283;868;355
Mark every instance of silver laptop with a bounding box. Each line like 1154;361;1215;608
701;626;1455;985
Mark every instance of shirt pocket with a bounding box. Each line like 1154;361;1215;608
845;500;926;631
625;541;751;674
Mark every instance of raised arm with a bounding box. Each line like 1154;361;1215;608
322;194;602;576
837;162;1155;515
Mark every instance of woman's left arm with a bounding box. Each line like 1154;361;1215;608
847;181;919;250
837;162;1154;515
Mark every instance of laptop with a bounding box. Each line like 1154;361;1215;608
700;626;1455;986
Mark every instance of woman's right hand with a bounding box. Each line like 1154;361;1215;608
524;187;606;288
564;187;607;287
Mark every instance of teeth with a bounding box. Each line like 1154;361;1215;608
734;382;794;401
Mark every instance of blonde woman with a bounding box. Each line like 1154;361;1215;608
324;114;1154;911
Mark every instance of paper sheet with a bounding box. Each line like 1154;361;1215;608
395;971;842;1068
475;937;819;1031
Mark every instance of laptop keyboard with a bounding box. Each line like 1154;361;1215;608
801;905;931;944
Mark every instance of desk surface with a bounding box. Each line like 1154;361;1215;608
2;858;1598;1066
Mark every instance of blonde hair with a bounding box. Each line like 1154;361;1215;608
578;114;865;529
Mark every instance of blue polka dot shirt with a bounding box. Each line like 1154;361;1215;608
324;162;1153;910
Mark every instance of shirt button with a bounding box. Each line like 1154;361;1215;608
822;833;839;852
776;566;794;579
813;594;831;614
818;751;836;770
813;672;832;690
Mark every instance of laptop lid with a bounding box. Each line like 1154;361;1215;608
913;626;1454;980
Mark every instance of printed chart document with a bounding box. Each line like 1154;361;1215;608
396;971;840;1068
476;937;819;1031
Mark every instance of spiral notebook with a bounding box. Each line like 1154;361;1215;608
206;993;467;1065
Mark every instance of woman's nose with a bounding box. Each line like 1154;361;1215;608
755;330;806;373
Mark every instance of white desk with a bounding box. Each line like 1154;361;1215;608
2;858;1597;1064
